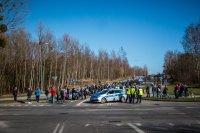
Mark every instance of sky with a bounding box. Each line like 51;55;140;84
25;0;200;74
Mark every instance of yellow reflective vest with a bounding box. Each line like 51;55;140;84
126;88;131;95
130;88;136;95
138;88;143;96
116;86;120;89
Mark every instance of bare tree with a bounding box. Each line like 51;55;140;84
0;0;28;32
0;24;138;95
182;21;200;83
0;0;28;48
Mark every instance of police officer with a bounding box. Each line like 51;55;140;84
125;86;131;103
116;85;120;90
136;87;143;104
130;85;136;103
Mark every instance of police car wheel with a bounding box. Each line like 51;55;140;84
120;96;125;102
101;98;106;103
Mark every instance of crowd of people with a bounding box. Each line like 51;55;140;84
12;85;89;104
150;84;170;98
11;81;192;104
125;84;144;104
174;83;189;99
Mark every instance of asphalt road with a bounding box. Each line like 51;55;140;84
0;99;200;133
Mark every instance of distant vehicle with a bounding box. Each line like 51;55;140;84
90;89;127;103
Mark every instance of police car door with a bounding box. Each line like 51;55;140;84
114;90;120;101
106;90;114;102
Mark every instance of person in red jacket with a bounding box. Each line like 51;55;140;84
51;86;56;103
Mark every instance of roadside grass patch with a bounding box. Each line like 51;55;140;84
143;97;200;102
167;85;200;95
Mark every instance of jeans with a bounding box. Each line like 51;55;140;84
51;96;55;103
46;95;48;101
36;96;40;102
27;95;31;102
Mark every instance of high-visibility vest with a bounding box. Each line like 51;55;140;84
131;88;136;94
126;88;131;95
116;86;120;89
138;88;143;96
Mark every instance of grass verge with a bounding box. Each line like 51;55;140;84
143;97;200;102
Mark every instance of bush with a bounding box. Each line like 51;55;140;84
0;24;7;32
0;35;7;48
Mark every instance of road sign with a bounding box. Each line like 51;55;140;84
52;76;57;81
72;79;78;84
138;77;143;82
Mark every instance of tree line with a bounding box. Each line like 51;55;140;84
164;21;200;84
0;0;148;95
0;23;148;95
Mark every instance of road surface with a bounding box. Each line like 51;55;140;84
0;99;200;133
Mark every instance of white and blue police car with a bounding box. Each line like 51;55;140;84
90;88;127;103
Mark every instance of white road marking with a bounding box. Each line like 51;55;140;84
59;123;64;133
85;124;91;127
127;123;145;133
168;123;175;126
53;123;60;133
134;123;142;126
116;123;123;126
76;98;90;106
0;121;8;128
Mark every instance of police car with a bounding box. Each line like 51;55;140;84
90;88;127;103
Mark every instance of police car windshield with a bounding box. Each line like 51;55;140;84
98;90;108;95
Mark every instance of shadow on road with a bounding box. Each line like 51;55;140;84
16;100;25;104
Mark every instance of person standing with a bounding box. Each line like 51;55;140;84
157;84;161;98
27;88;32;102
130;85;136;103
174;85;179;99
80;87;83;100
51;86;56;103
45;88;49;102
184;84;189;97
83;88;87;99
125;86;131;103
146;86;150;97
66;88;70;100
13;86;18;102
72;88;76;100
136;87;143;104
60;87;65;103
56;87;61;103
35;87;41;103
152;85;156;97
